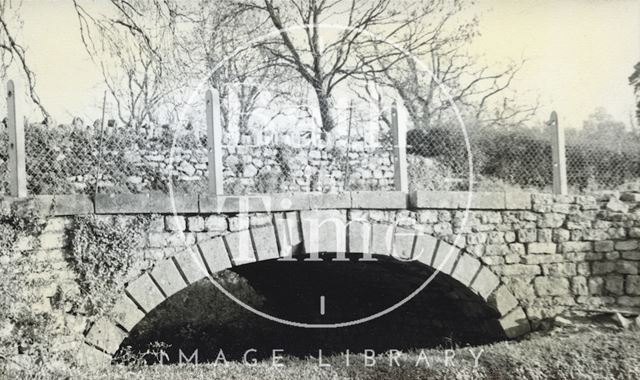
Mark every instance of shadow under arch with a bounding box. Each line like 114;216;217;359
77;224;530;365
117;253;506;364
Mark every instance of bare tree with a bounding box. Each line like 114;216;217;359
0;0;50;122
73;0;294;133
243;0;432;135
73;0;185;128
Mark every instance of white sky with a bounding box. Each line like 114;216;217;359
8;0;640;128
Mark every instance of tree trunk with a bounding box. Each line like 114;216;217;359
314;87;337;135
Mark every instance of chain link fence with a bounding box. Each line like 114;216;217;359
7;105;640;196
22;123;209;194
406;124;553;192
565;129;640;192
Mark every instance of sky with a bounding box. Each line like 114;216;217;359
5;0;640;129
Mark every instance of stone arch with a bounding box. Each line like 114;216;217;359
77;210;529;365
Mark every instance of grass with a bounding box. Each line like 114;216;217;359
4;329;640;380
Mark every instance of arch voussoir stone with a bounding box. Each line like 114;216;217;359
251;225;279;261
173;248;209;284
197;236;233;272
125;273;165;313
225;230;256;265
111;294;145;332
149;258;188;298
84;318;127;355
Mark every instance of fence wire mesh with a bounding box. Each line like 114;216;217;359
23;123;210;194
565;129;640;192
406;124;553;192
12;103;640;196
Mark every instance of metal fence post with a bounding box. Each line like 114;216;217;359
6;80;27;197
391;98;408;192
550;111;567;195
206;88;224;195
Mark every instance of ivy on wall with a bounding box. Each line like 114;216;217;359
68;215;150;319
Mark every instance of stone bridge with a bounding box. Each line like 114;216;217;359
6;190;640;365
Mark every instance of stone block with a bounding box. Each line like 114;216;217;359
34;195;94;215
534;277;570;296
621;192;640;202
204;215;227;232
616;261;638;275
517;229;537;243
560;241;592;253
431;241;459;275
626;275;640;295
617;296;640;307
593;262;616;275
187;216;205;232
538;213;565;228
224;230;256;265
606;198;628;213
300;210;346;255
200;194;309;213
542;262;576;277
367;223;392;256
484;244;511;256
499;307;530;338
84;318;126;354
488;285;518;315
528;242;556;254
392;228;416;260
615;240;639;251
309;192;351;209
470;267;500;299
165;216;186;232
504;192;531;210
605;275;624;295
496;264;541;276
413;234;439;266
111;295;145;332
198;236;232;272
173;249;208;284
470;192;506;209
594;241;614;252
571;276;588;295
351;191;407;209
622;251;640;260
228;216;249;231
451;253;482;286
251;226;279;261
410;191;467;209
348;221;371;254
126;273;165;313
552;229;571;242
149;259;187;297
522;254;565;265
95;193;198;213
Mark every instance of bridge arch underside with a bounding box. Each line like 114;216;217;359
79;222;532;365
117;254;506;363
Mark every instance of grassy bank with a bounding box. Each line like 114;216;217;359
4;330;640;380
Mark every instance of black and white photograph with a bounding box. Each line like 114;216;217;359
1;0;639;378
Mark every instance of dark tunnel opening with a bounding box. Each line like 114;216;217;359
117;253;506;364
